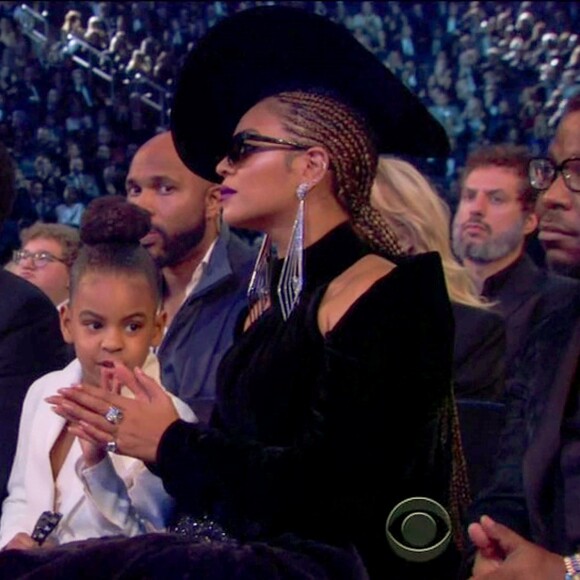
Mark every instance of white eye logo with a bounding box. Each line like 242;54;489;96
385;497;452;562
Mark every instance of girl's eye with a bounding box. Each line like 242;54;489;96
84;321;102;330
126;322;142;333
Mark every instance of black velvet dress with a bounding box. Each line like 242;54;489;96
0;224;462;579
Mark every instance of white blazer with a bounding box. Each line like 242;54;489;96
0;353;195;548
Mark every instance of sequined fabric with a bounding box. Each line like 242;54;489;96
169;515;236;545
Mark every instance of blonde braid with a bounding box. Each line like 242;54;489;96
275;91;403;257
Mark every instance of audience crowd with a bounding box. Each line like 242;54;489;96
0;3;580;578
0;1;578;263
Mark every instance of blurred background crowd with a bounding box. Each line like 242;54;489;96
0;0;578;264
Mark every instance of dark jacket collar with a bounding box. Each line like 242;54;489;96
482;253;539;301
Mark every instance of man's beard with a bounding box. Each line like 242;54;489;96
452;218;525;264
152;221;207;268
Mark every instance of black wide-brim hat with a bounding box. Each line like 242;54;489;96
171;5;450;182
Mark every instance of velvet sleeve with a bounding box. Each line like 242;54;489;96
155;253;455;546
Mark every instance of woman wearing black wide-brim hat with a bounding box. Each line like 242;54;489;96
0;6;467;579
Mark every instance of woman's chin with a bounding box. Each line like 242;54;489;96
222;210;259;232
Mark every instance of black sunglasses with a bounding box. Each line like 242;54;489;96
226;131;310;165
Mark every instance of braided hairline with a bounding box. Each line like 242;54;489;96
274;90;403;257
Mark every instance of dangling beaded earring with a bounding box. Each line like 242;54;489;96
277;182;309;320
246;234;273;324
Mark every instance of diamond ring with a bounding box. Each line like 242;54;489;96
105;406;124;425
105;440;118;454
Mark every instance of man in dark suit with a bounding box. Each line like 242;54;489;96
0;142;69;514
451;143;580;375
465;99;580;579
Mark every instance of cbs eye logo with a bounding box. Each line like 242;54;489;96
385;497;451;562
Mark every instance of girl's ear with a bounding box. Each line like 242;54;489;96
151;309;167;348
59;304;74;344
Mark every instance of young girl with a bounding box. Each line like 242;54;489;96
0;196;195;550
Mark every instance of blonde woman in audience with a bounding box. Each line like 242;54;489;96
372;156;506;400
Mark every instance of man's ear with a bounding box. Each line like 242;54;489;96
205;184;222;221
151;309;167;348
59;304;74;345
523;210;539;235
300;147;330;187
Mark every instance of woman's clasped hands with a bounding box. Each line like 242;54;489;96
45;363;179;464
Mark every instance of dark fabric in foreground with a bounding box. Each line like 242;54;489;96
0;533;367;580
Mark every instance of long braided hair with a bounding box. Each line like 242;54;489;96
272;90;403;258
273;89;471;549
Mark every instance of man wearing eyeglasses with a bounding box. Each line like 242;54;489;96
12;223;80;310
0;143;69;517
532;94;580;279
465;97;580;579
451;143;579;375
